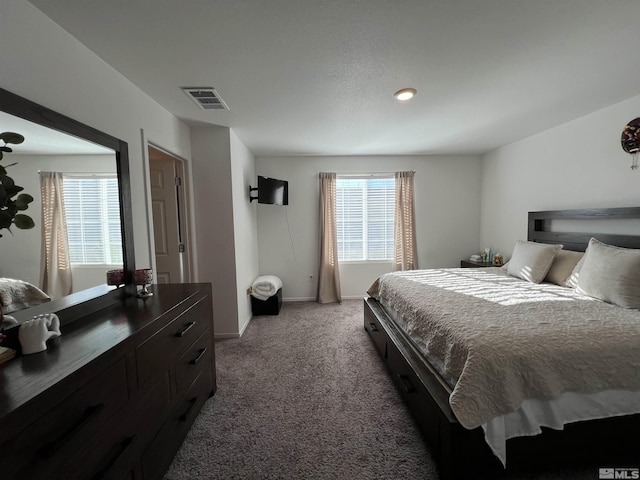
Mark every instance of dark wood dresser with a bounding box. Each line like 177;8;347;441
0;283;216;480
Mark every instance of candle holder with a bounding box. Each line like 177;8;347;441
134;268;154;298
106;269;125;287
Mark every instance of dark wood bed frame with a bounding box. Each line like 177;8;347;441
364;207;640;479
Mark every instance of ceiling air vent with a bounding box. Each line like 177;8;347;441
182;87;229;111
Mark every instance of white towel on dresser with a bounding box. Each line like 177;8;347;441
251;275;282;301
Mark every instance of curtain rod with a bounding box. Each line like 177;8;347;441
336;171;415;178
38;171;117;176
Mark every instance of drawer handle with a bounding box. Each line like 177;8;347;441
367;322;379;332
397;374;417;394
92;435;136;480
179;397;198;422
190;347;208;365
175;321;196;337
38;403;105;458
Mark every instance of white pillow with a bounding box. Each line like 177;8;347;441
544;250;584;287
507;241;562;284
565;254;586;288
576;238;640;309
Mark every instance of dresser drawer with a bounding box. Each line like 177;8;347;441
134;371;173;441
49;369;172;480
136;296;210;387
142;367;212;480
175;329;212;395
50;422;140;480
0;359;129;479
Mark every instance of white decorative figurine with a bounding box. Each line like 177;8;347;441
18;313;61;355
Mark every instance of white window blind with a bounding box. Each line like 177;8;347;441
63;176;123;265
335;176;395;261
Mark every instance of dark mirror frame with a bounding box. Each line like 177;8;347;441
0;87;136;323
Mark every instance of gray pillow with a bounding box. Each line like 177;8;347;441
507;241;562;283
576;238;640;309
544;250;584;287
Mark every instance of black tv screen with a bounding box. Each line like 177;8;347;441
258;176;288;205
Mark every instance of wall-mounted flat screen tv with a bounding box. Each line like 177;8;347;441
258;175;288;205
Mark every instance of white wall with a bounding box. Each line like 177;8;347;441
2;0;192;273
3;1;260;336
0;154;116;294
230;130;259;334
256;155;482;300
480;94;640;258
191;126;239;337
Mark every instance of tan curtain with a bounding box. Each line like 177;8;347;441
317;172;341;303
40;172;72;298
394;171;418;271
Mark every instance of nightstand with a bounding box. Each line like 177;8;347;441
460;259;496;268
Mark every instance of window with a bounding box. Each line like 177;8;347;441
335;176;395;261
63;176;123;265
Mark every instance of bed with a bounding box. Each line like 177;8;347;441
0;278;50;315
364;207;640;479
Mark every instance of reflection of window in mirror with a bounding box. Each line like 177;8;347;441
0;90;134;321
63;175;123;265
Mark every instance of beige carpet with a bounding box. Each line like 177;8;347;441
163;300;595;480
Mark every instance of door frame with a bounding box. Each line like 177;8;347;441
142;137;196;283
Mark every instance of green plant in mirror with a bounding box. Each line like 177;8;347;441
0;132;34;237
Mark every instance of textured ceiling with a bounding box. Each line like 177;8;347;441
27;0;640;156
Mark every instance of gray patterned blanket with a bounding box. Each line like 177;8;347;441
367;268;640;429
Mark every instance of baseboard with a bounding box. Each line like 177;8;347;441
238;314;252;337
214;313;252;340
214;333;240;339
282;296;362;302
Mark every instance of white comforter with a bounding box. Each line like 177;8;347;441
368;268;640;463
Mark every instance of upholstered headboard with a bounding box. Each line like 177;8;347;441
528;207;640;251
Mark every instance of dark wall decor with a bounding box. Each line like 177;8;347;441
621;117;640;169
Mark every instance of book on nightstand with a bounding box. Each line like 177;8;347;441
0;346;16;365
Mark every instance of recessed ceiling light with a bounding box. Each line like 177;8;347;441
394;88;417;101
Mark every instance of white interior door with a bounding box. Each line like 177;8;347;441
148;146;191;283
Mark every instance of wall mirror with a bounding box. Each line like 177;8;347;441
0;88;135;326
